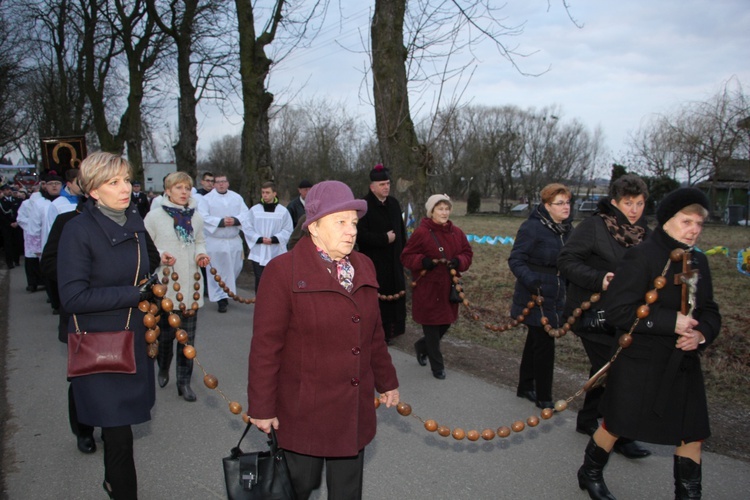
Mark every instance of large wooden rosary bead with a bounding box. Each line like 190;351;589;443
541;408;554;420
654;276;667;289
168;313;182;328
182;345;196;359
138;301;150;313
670;248;685;262
636;304;650;319
554;400;568;412
437;426;451;437
452;428;465;440
204;374;219;389
619;333;633;348
373;397;380;409
397;402;412;416
481;429;495;440
229;402;242;414
161;297;174;312
153;284;167;297
175;329;188;343
527;416;540;427
143;313;157;329
497;426;511;438
645;290;658;304
511;421;525;433
466;430;480;441
424;420;438;432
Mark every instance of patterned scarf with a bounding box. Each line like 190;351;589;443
600;212;646;248
537;209;572;236
317;247;355;292
162;205;195;244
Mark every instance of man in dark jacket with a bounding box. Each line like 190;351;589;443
356;164;407;343
130;180;150;218
0;183;23;268
286;179;312;228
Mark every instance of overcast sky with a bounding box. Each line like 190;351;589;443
196;0;750;166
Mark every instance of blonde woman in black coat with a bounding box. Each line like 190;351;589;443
59;152;156;499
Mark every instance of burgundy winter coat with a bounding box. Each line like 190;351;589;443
247;235;399;457
401;217;473;325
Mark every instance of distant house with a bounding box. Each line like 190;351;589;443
696;159;750;223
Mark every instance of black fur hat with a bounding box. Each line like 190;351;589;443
656;187;710;225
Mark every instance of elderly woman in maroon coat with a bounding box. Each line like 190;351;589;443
247;180;400;500
401;194;473;380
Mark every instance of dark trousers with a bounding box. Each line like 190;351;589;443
68;384;94;438
284;448;364;500
47;278;61;311
157;312;197;386
24;256;42;288
1;226;21;266
415;324;451;372
577;336;613;428
102;425;137;500
251;260;265;292
517;324;555;401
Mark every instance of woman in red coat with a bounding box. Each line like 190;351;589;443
401;194;473;379
247;181;400;500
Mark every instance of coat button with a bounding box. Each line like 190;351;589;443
350;377;360;386
352;347;361;355
351;314;360;323
297;280;306;289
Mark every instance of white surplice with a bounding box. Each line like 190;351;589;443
198;189;249;302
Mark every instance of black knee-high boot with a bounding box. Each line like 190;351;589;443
578;437;616;500
674;455;701;499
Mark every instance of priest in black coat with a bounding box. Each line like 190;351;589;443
357;164;407;342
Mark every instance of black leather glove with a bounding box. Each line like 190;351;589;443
138;273;159;302
529;279;542;293
422;257;437;270
449;258;460;269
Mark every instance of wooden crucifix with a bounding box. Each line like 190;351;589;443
674;251;699;315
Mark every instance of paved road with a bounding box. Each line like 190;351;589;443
2;267;749;499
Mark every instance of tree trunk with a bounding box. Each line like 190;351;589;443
173;33;198;177
235;0;279;205
372;0;429;220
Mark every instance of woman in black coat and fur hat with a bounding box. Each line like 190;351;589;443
557;174;652;459
577;187;721;500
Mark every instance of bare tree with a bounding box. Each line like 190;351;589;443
233;0;326;203
146;0;234;176
626;79;749;190
371;0;577;219
0;1;28;154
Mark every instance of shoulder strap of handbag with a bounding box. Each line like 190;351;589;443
234;422;280;452
428;229;448;260
72;232;141;333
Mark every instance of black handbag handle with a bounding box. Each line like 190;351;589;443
231;422;280;458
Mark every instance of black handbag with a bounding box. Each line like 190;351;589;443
223;423;296;500
449;282;463;303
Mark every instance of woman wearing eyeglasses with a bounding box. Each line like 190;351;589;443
508;183;573;409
